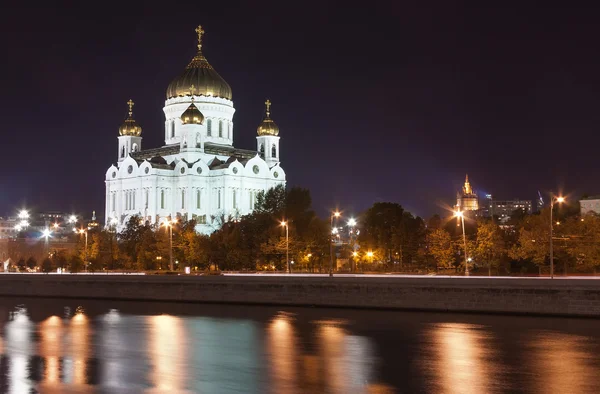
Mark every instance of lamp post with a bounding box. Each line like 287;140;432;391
348;218;357;272
330;211;341;277
280;221;289;273
42;228;51;257
549;194;565;279
78;229;88;272
162;219;176;271
454;210;469;276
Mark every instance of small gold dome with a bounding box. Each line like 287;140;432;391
257;99;279;136
166;26;232;100
181;101;204;125
119;99;142;136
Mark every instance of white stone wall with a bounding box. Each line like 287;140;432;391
580;199;600;215
105;154;285;234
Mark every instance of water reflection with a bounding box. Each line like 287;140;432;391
528;332;598;393
0;300;599;393
422;323;501;393
148;314;187;392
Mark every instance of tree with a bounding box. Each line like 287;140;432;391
254;185;286;215
16;258;26;272
426;228;455;269
474;220;505;275
26;257;37;271
41;257;54;273
510;209;550;272
69;255;84;273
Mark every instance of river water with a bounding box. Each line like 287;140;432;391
0;298;599;393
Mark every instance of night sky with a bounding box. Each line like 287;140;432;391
2;2;599;220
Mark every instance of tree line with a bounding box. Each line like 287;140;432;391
27;186;600;275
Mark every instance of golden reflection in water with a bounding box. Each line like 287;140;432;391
426;323;497;394
67;310;90;386
319;323;346;392
39;316;63;387
267;313;298;393
528;332;597;393
148;314;187;392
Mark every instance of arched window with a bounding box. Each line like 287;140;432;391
260;144;265;158
271;144;277;158
181;189;185;209
196;189;201;209
207;119;212;136
121;146;125;158
233;189;237;209
218;189;221;209
171;120;175;138
160;190;165;209
132;143;138;152
219;120;223;138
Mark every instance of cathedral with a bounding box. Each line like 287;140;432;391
105;26;286;234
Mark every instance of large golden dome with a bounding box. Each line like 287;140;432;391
166;26;232;100
119;99;142;136
257;99;279;136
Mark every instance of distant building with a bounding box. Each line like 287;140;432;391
481;197;532;221
580;196;600;216
456;175;479;212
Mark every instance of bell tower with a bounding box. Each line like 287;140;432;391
256;99;280;167
117;99;142;164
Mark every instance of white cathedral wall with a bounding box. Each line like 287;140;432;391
105;157;286;234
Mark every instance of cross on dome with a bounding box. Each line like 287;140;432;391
265;99;271;117
127;99;134;116
195;25;205;51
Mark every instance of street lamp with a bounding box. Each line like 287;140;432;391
18;210;29;220
162;219;177;271
330;211;341;277
280;220;290;273
42;228;52;256
454;210;469;276
348;218;357;272
549;195;565;279
78;229;88;272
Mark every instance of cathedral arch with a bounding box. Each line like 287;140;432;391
171;120;175;138
260;144;265;158
132;143;138;152
207;119;212;136
271;144;277;158
219;120;223;137
121;146;125;158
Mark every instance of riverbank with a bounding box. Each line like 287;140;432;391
0;274;599;318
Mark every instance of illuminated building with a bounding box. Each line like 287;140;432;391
481;196;532;221
456;174;479;213
105;26;286;233
580;196;600;216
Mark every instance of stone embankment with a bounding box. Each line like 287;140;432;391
0;274;599;318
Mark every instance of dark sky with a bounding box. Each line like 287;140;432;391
1;2;599;220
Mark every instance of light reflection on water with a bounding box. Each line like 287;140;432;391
0;301;599;393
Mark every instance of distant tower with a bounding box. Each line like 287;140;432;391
456;174;479;212
117;99;142;164
256;99;280;167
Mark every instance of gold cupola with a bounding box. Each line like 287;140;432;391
257;99;279;136
181;87;205;125
166;25;232;100
119;99;142;136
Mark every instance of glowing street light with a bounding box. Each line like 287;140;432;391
162;219;177;271
78;229;88;272
330;211;341;277
348;218;357;227
41;228;52;238
18;210;29;220
549;194;565;279
53;222;59;230
68;215;77;224
280;220;290;273
454;210;469;276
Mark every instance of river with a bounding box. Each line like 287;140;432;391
0;297;599;393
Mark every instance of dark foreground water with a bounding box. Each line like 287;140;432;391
0;298;599;393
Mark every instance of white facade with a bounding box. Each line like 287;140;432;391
105;31;286;234
580;197;600;216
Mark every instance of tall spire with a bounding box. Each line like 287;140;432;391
463;174;472;195
195;25;205;52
